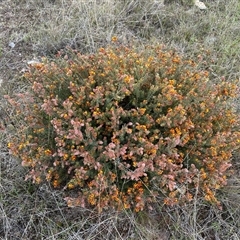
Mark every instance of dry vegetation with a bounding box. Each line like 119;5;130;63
0;0;240;239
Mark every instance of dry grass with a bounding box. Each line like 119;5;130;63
0;0;240;239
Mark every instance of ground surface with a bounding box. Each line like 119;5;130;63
0;0;240;239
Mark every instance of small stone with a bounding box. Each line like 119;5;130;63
8;41;15;48
27;60;40;65
195;0;207;10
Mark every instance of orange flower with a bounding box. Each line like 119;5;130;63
88;193;97;205
44;149;52;155
111;36;118;42
63;153;69;161
123;75;132;84
68;183;75;189
53;179;60;188
138;108;146;115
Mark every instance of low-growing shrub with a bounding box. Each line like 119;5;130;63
6;42;240;212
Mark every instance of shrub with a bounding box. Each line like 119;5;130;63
6;42;240;212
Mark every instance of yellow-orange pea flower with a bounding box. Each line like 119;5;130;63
136;124;147;131
111;36;118;42
139;108;146;115
7;142;12;148
63;153;69;161
124;75;132;84
35;177;41;184
53;179;59;188
68;183;75;189
125;90;131;96
44;149;52;155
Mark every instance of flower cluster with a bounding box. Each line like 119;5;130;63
6;43;240;211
